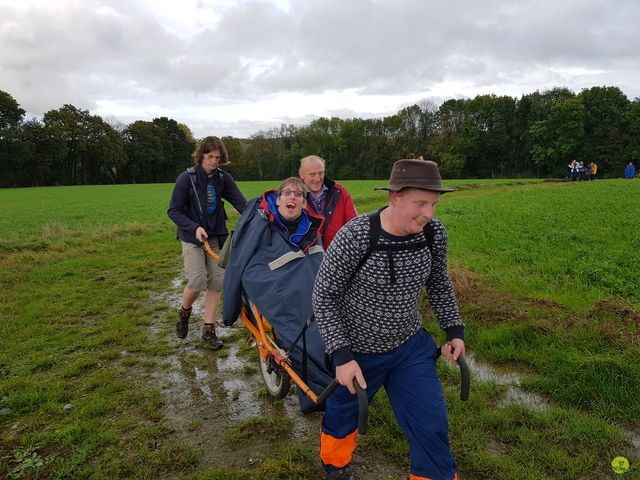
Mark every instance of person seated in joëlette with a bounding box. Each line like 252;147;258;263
222;177;332;413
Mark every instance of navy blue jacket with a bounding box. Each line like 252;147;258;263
168;165;247;245
223;191;331;413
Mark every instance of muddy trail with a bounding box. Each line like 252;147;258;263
147;275;640;479
148;277;407;480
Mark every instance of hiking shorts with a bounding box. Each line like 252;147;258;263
181;239;224;292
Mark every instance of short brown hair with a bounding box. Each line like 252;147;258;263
192;136;229;165
278;177;308;196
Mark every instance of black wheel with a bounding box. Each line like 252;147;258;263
260;331;291;400
248;299;291;399
260;348;291;399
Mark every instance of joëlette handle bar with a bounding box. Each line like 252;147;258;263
436;347;470;401
202;241;220;259
316;378;368;435
457;355;470;401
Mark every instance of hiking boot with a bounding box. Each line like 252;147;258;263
176;306;191;339
202;324;224;350
217;316;239;328
326;468;352;480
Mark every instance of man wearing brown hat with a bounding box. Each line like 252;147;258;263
313;159;464;480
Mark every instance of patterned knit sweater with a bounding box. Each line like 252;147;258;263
312;214;464;362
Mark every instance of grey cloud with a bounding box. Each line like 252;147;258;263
200;0;640;96
457;1;640;66
1;0;640;137
0;1;184;112
195;115;317;139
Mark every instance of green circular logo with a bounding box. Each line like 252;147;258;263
611;456;630;475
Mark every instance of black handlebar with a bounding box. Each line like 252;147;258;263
316;378;368;434
436;347;470;401
316;379;339;405
457;355;470;401
353;380;368;434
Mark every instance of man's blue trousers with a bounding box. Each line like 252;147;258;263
320;329;457;480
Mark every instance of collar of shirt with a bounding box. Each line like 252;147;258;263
308;184;328;213
310;183;328;198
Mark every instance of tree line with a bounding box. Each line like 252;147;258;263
1;86;639;188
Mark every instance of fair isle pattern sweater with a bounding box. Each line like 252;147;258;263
312;214;464;358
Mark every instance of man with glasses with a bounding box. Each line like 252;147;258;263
222;177;331;413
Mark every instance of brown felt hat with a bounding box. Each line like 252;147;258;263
375;159;456;193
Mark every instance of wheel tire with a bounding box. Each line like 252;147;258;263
260;354;291;399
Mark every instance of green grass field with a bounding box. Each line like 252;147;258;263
1;178;638;479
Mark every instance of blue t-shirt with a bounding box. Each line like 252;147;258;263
207;180;217;214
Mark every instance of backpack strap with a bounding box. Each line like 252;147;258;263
350;208;436;284
352;209;384;275
186;167;204;221
217;168;227;192
423;220;435;251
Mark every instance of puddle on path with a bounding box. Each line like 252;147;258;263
448;354;640;454
461;354;550;411
149;276;406;478
620;422;640;451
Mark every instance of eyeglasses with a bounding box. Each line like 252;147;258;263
280;190;304;198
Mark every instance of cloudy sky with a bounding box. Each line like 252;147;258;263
1;0;639;138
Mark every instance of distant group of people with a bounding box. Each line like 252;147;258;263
567;159;640;180
167;136;464;480
567;159;597;181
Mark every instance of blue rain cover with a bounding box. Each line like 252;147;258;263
223;194;333;413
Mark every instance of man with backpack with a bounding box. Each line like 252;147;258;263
313;158;465;480
168;136;247;349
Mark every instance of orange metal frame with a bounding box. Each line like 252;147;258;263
239;301;320;404
204;240;323;405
